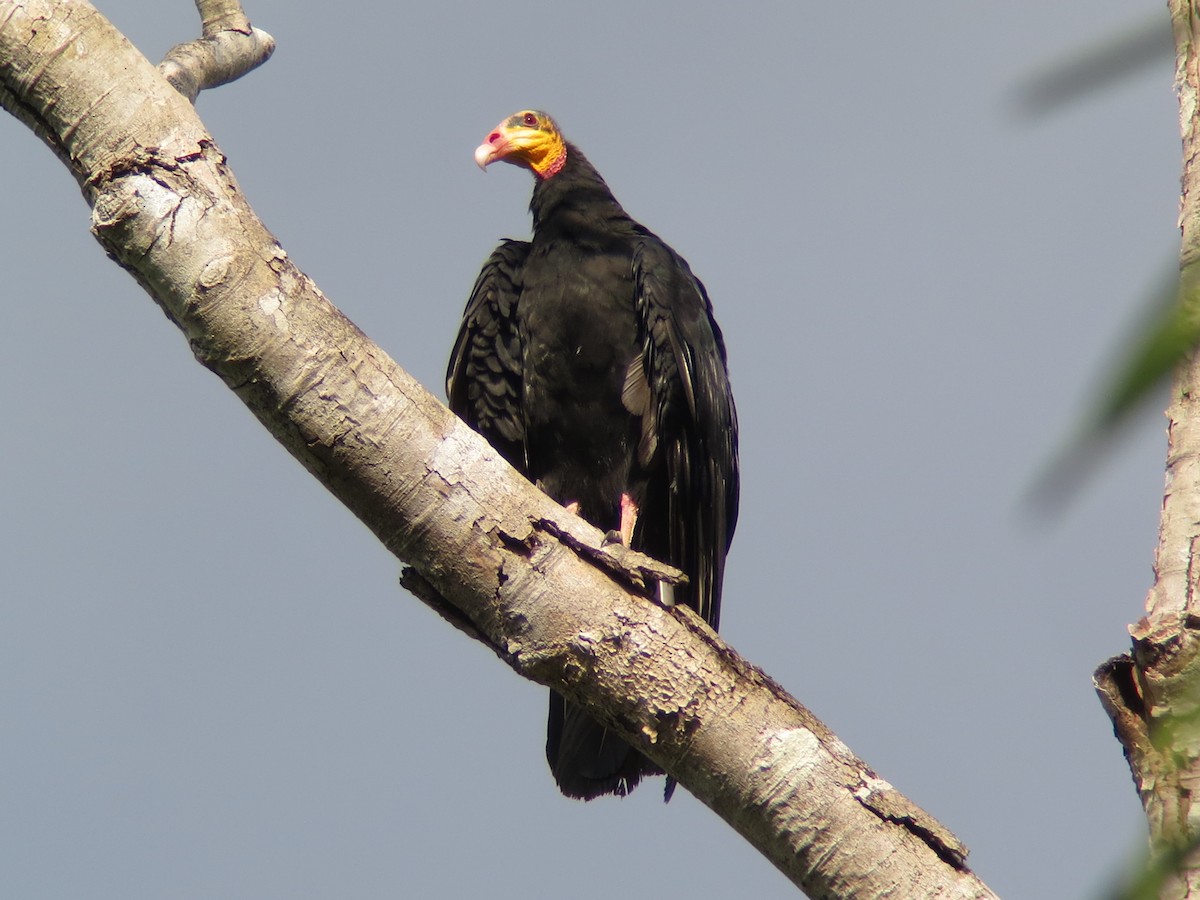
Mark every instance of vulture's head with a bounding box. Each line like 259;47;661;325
474;110;567;179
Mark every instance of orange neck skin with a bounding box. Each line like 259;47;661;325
531;144;567;179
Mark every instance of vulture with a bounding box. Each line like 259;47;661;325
447;110;739;800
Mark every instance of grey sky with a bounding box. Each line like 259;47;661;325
0;2;1173;897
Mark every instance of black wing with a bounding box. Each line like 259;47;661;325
446;240;530;468
625;237;739;629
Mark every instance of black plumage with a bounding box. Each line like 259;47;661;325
447;111;739;800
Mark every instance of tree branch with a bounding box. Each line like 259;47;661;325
158;0;274;103
0;2;997;896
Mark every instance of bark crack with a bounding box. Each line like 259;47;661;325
852;775;970;870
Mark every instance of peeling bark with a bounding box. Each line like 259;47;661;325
0;2;997;896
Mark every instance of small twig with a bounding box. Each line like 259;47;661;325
159;0;275;103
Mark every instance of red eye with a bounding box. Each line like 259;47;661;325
523;112;538;127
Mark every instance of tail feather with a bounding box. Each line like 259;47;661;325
546;692;662;800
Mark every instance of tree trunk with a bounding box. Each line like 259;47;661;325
1095;3;1200;894
0;1;997;896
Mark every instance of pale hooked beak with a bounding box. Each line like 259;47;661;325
474;130;508;169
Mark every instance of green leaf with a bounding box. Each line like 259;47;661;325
1029;265;1192;510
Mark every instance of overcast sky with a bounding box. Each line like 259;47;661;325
0;2;1179;897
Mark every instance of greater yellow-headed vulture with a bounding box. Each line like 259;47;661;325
447;110;739;800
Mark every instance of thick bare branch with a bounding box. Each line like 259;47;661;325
0;2;997;896
159;0;274;102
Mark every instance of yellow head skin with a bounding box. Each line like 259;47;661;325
474;110;567;179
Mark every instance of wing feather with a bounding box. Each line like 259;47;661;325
446;240;530;466
631;238;739;629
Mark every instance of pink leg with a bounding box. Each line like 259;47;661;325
619;493;638;547
564;501;580;515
